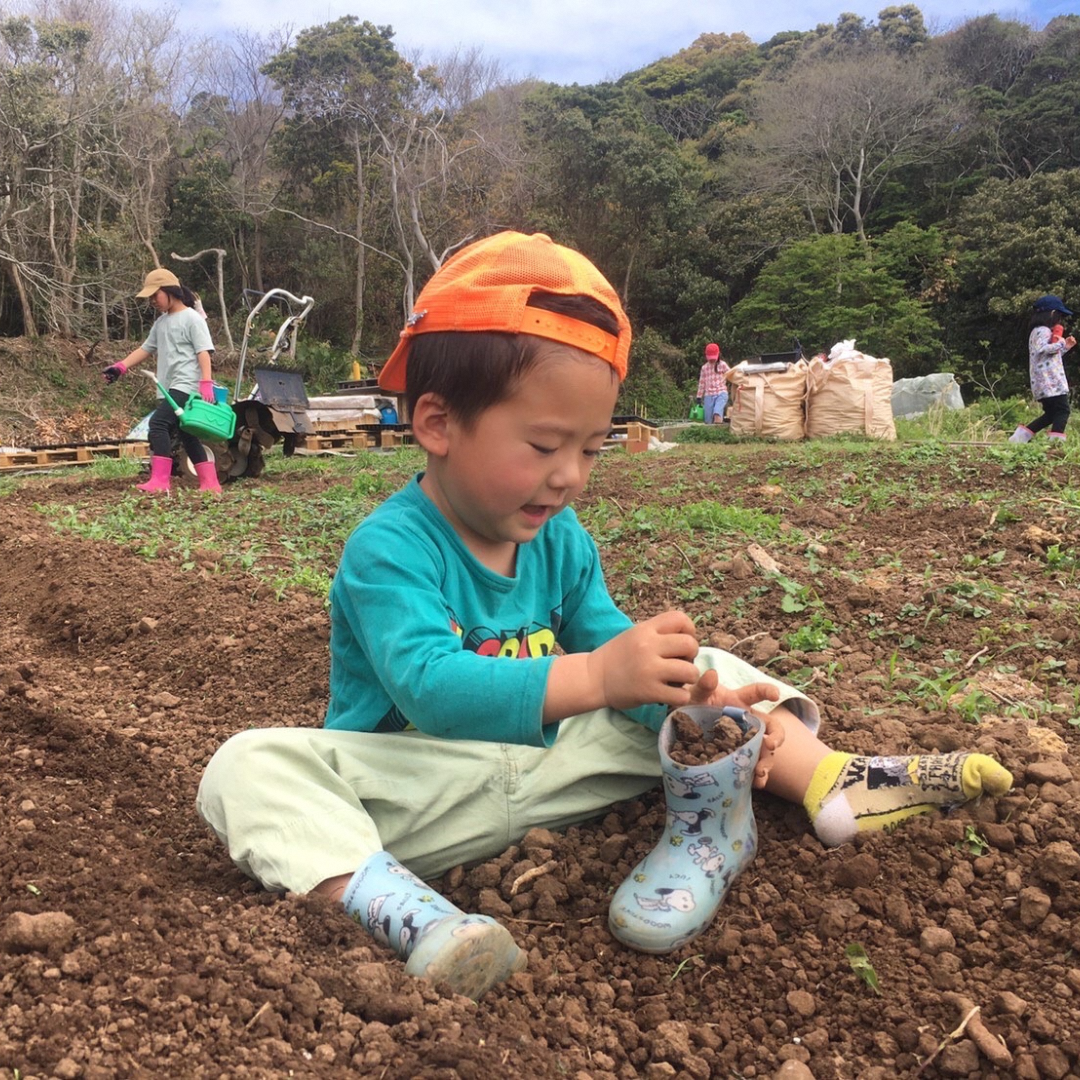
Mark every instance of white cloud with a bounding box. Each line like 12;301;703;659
180;0;1057;85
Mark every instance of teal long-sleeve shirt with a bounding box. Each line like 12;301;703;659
325;475;666;746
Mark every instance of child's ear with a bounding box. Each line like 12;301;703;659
411;392;451;456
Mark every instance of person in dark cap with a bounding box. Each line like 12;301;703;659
1009;294;1076;447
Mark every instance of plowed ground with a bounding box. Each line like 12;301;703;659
2;444;1078;1080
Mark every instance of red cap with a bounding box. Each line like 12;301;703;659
704;343;721;360
378;232;631;392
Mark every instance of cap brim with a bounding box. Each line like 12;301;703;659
135;286;157;298
377;337;408;392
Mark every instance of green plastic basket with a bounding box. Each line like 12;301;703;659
156;382;237;442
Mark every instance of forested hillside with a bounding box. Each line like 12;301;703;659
1;3;1079;411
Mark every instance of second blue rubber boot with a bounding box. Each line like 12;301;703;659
342;852;526;1000
608;706;764;953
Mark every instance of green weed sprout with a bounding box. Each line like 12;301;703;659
670;954;705;981
956;825;990;857
844;943;881;995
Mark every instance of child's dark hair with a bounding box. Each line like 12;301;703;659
1031;310;1066;331
162;283;198;309
405;293;621;425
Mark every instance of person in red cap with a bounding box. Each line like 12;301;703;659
696;342;730;424
1009;294;1076;447
102;268;221;494
197;232;1012;1001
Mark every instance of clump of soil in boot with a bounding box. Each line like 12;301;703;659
668;709;752;766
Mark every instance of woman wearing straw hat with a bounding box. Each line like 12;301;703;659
102;269;220;494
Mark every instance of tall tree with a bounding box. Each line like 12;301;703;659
619;33;762;143
934;15;1080;182
174;29;289;298
944;168;1080;393
0;6;180;336
744;47;964;244
522;84;698;316
263;17;414;351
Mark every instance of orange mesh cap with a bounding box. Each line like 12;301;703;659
378;231;631;392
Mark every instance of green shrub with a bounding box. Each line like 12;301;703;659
894;396;1033;441
676;423;738;443
620;328;695;419
294;339;357;394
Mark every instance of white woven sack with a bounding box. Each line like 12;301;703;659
727;360;808;440
806;354;896;440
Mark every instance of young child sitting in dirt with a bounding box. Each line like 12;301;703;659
196;231;1013;1001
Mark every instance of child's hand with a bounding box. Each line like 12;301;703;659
588;611;701;712
686;667;780;712
687;669;786;786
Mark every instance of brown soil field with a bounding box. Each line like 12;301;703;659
1;432;1079;1080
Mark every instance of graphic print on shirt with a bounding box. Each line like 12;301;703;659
374;606;561;731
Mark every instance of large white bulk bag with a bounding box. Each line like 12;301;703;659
727;360;808;440
806;348;896;441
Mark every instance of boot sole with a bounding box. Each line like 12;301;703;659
404;915;526;1000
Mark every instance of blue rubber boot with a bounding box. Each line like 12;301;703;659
342;852;526;1000
608;706;764;953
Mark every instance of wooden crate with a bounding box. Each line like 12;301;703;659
602;419;654;454
379;429;414;448
624;422;652;453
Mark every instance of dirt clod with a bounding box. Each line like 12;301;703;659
668;708;750;765
1;910;76;953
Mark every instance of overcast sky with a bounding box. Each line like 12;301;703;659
181;0;1072;86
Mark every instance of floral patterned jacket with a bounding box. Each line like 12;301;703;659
1029;326;1070;401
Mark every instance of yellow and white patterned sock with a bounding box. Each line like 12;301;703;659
804;751;1013;847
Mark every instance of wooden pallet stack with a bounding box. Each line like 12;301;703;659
376;426;414;448
0;414;659;473
296;430;378;452
299;417;654;455
296;424;415;453
0;440;149;473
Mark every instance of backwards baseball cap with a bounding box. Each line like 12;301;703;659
136;268;181;298
704;343;721;360
378;231;631;392
1033;294;1073;317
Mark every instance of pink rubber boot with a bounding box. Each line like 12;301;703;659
194;460;222;495
136;456;172;494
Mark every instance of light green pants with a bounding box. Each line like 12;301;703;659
195;648;818;893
